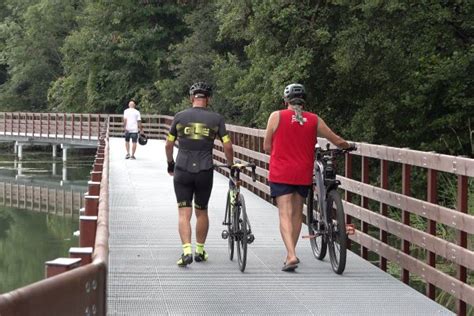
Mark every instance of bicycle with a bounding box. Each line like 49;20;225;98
305;143;356;274
214;162;257;272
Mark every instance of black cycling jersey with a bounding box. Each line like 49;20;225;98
167;107;230;173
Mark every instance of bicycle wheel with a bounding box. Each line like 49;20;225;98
327;190;347;274
306;187;327;260
226;191;234;261
235;194;248;272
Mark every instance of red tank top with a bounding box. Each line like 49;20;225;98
269;109;318;185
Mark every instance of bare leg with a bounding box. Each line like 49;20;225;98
195;208;209;244
276;194;298;264
131;142;137;156
178;207;192;244
291;192;304;248
125;141;130;155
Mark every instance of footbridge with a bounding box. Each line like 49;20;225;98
0;112;472;315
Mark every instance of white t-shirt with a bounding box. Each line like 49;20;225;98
124;108;141;133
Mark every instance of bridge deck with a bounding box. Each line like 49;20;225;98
107;138;452;315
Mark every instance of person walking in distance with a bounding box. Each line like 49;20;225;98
165;82;234;267
123;100;143;160
264;83;356;272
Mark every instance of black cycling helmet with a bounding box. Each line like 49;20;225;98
283;83;306;103
138;133;148;146
189;82;212;97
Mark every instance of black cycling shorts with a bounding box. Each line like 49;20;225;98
173;168;213;209
269;182;310;198
124;132;138;143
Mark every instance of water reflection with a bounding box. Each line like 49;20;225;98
0;206;78;293
0;148;94;293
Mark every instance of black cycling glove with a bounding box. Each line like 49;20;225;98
347;142;357;151
167;160;175;173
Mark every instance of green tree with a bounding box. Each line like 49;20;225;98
0;0;81;111
49;1;187;114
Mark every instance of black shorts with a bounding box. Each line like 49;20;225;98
269;182;310;198
124;132;138;143
173;168;213;209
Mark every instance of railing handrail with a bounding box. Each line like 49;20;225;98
0;122;110;316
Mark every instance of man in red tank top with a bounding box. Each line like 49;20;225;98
264;83;355;272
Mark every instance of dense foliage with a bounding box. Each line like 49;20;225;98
0;0;473;156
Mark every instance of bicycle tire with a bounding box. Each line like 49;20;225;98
235;194;248;272
327;190;347;274
226;191;234;261
306;187;327;260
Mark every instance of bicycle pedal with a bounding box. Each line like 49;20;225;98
302;234;318;239
346;224;355;235
247;234;255;244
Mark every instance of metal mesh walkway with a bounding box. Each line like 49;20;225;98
107;137;452;315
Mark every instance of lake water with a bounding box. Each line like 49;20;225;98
0;147;94;293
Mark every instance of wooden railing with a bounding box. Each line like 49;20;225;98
0;182;84;216
0;112;107;141
142;115;472;315
0;113;471;315
108;113;172;139
0;126;109;316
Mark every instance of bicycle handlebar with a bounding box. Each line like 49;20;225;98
214;162;257;182
317;145;357;158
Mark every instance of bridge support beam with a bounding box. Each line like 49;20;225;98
62;165;68;183
13;142;18;154
52;162;57;176
17;142;23;160
17;162;23;177
61;144;69;162
52;144;57;158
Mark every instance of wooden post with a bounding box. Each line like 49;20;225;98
88;114;92;140
79;114;83;140
426;169;437;300
47;113;50;138
456;175;468;316
45;258;81;278
87;181;101;196
84;195;99;216
361;157;369;259
69;247;93;266
93;163;103;172
71;113;75;139
63;113;66;139
401;164;411;284
90;171;102;182
344;153;353;250
79;216;98;247
379;159;389;271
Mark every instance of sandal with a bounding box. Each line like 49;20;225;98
282;260;298;272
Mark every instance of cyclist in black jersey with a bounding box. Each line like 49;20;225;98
165;82;234;267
